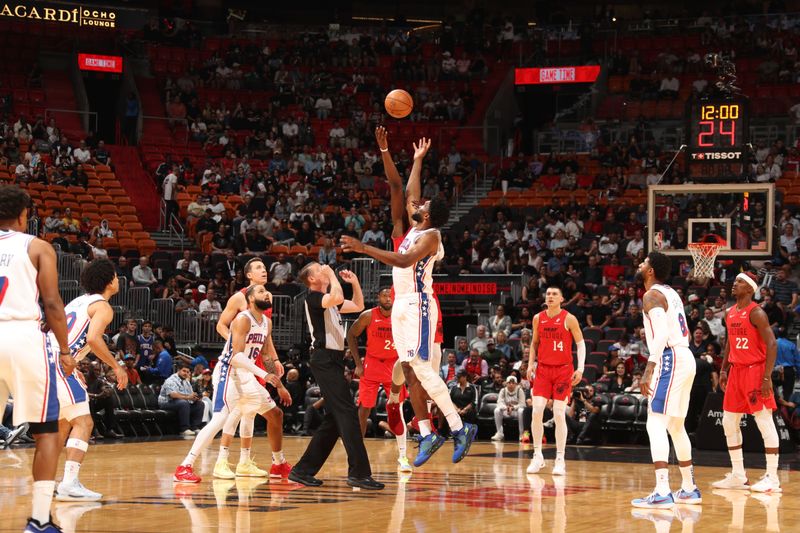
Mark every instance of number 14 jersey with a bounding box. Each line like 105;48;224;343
536;309;573;366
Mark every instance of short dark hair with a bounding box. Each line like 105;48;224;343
298;262;318;287
142;320;152;327
245;284;259;301
0;185;31;220
428;197;450;228
647;251;672;283
546;285;563;294
80;258;116;294
178;362;191;371
244;257;262;274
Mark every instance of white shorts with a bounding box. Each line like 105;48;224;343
56;365;90;421
392;293;438;363
212;364;275;416
0;321;60;426
648;346;696;418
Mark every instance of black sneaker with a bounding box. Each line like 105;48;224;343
288;469;323;487
346;477;385;490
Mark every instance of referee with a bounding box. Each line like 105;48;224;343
289;262;384;490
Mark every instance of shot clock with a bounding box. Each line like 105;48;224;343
686;96;749;162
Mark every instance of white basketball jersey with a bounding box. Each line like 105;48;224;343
0;230;41;322
392;227;444;296
60;293;106;361
643;284;690;351
219;310;269;371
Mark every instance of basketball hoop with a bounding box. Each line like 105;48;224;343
687;242;722;281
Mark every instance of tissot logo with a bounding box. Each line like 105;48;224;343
691;151;742;160
0;3;116;27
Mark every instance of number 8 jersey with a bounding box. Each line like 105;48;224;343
643;284;690;352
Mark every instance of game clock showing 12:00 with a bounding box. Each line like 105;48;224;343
687;97;749;162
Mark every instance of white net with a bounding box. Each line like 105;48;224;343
687;243;722;281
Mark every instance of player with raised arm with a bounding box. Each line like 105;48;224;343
526;286;585;476
173;284;291;483
712;272;782;493
54;259;128;502
0;185;72;532
347;287;410;472
632;251;701;509
341;137;477;468
212;258;290;480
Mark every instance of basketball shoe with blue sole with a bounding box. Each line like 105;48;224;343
673;487;702;504
452;423;477;463
631;491;675;509
413;433;446;467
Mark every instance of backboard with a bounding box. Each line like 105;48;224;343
647;183;774;257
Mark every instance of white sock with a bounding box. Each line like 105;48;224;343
272;450;285;465
445;411;463;432
389;392;400;403
239;448;250;464
426;400;433;413
730;448;745;477
181;450;198;467
218;446;230;462
396;404;407;456
32;480;55;524
655;468;670;496
418;419;432;437
766;453;778;478
679;465;696;492
63;460;81;485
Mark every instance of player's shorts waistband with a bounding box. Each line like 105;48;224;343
393;292;434;300
729;361;766;369
536;363;573;368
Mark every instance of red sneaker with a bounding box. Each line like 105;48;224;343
173;465;201;483
269;462;292;479
387;402;404;435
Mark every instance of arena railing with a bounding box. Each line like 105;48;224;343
58;254;85;282
150;298;176;330
342;258;382;305
109;276;129;309
58;280;81;304
109;305;126;332
175;309;199;345
270;294;295;350
127;287;152;320
196;311;223;347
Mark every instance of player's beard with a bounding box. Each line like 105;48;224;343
633;270;644;284
255;300;272;310
411;211;423;223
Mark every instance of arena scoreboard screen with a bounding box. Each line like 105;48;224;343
686;96;749;162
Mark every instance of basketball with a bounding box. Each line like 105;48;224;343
384;89;413;118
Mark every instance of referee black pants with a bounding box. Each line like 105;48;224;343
294;348;371;479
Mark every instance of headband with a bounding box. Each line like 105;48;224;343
736;273;759;293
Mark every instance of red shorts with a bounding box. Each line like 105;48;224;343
723;362;777;414
532;364;573;402
358;377;407;408
435;324;443;344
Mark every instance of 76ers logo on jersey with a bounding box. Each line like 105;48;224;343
0;276;8;305
66;311;77;333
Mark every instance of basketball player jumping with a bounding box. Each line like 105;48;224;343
632;251;701;509
712;272;782;493
213;258;290;480
0;185;72;532
376;126;445;455
173;285;291;483
341;137;477;467
346;287;411;472
526;286;585;476
54;259;128;502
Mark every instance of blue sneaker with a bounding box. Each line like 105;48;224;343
451;423;477;463
413;433;445;467
673;487;702;505
631;491;675;509
25;518;63;532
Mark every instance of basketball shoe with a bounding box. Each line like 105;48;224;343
269;461;292;479
631;491;675;509
173;465;201;483
213;459;235;479
55;479;102;502
413;433;445;467
520;431;531;444
551;458;566;476
24;518;63;533
673;487;702;504
236;458;268;477
452;423;477;463
711;472;749;490
527;453;545;474
398;456;412;473
750;474;782;493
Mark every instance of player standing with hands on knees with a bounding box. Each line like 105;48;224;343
0;185;72;532
526;286;585;476
632;251;701;509
713;272;782;493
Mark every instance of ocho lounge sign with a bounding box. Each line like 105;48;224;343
0;2;116;27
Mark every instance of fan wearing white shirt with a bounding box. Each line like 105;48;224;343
198;289;223;317
626;230;645;257
176;250;201;277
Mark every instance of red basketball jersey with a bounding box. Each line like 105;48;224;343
366;307;396;361
536;309;573;365
725;302;766;365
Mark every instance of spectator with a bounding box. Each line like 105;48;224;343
123;354;142;386
176;250;200;277
86;361;122;439
702;307;725;340
586;294;612;329
73;140;91;165
198;288;223;318
769;265;799;313
626;230;645;257
444;370;477;431
454;338;470;364
163;164;179;222
688;328;709;358
115;256;131;280
489;305;512;338
462;348;488;382
61;207;80;234
440;352;460;383
194;369;214;423
494;331;513;360
780;223;797;254
606;362;631;394
132;256;158;289
318;238;338;266
175;289;199;313
469;325;490;353
44;209;64;233
566;384;602;444
158;363;204;436
775;336;800;402
481;249;505;274
361;221;385;248
491;376;526;441
140;339;174;383
658;75;680;98
314;93;333;120
481;337;505;366
269;253;292;285
115;319;140;360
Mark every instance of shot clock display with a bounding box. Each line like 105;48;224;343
687;96;749;162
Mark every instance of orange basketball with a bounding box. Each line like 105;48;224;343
384;89;413;119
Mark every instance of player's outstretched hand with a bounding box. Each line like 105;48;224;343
570;370;583;387
114;366;128;391
375;126;389;151
277;386;292;406
339;269;359;284
412;137;431;160
340;235;364;254
527;365;536;382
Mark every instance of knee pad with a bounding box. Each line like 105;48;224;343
66;438;89;452
29;421;59;434
754;409;779;448
239;414;255;438
722;412;743;441
222;410;243;436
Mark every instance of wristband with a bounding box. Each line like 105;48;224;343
60;349;71;355
380;148;388;152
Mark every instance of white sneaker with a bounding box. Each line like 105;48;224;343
491;432;504;442
552;458;566;476
712;472;750;490
397;456;412;473
750;474;782;493
181;429;195;437
527;454;546;474
55;479;102;502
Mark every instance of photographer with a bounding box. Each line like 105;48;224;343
566;384;603;444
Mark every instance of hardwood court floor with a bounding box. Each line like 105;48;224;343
0;437;797;532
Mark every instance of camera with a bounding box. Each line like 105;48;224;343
572;387;586;400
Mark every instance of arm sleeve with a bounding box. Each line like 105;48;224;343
231;352;268;380
576;340;586;372
645;307;669;364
